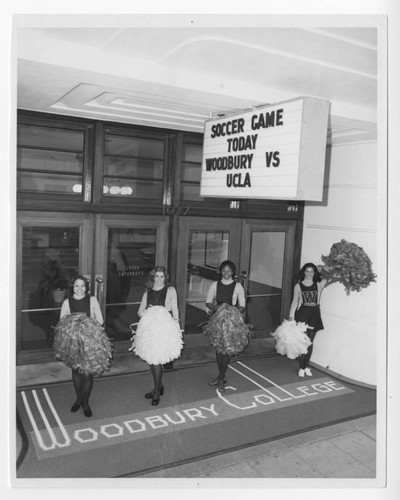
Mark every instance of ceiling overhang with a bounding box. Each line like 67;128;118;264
16;20;380;145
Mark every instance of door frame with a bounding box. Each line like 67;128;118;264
94;214;169;318
16;212;169;355
16;211;94;354
176;216;243;328
176;216;297;333
239;218;297;324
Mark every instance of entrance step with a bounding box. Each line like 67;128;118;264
16;337;278;388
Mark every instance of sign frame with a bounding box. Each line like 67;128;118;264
200;96;330;201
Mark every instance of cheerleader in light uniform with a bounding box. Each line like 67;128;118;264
131;266;183;406
204;260;252;392
53;275;112;418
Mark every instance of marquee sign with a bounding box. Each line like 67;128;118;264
200;96;330;201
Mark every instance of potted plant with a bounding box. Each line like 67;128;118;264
52;275;69;304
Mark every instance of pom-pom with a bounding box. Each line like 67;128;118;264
320;239;376;295
131;306;183;365
271;320;311;359
53;313;113;375
203;303;253;356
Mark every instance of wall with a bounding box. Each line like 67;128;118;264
301;141;379;386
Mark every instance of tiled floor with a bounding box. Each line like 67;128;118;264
138;415;376;479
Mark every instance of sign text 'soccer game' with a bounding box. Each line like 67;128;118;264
201;97;330;201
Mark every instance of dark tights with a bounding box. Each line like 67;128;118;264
150;364;163;394
298;329;318;370
216;352;231;382
72;369;93;410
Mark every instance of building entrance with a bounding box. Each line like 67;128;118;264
17;212;168;359
176;216;296;339
17;212;296;363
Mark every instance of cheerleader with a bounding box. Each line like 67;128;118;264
131;266;183;406
53;275;112;417
289;263;326;377
204;260;252;392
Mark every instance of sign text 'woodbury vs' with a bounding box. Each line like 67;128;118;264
200;97;330;201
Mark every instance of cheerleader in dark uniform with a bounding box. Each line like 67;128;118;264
131;266;183;406
53;275;112;417
289;263;326;377
204;260;252;392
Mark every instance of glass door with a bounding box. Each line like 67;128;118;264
239;219;296;336
176;217;242;334
94;215;169;342
16;212;168;357
16;212;94;354
176;217;296;340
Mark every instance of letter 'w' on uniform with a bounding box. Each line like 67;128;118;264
303;290;317;304
21;389;71;450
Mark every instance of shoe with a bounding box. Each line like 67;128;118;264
217;382;226;393
70;402;81;412
298;369;305;377
304;367;313;377
209;377;227;386
145;386;164;399
151;392;161;406
83;406;92;418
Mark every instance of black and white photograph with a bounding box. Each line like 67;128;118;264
2;1;399;497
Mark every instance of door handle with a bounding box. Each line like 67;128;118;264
95;275;104;304
240;270;249;299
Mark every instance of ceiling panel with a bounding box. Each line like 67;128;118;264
317;27;378;46
16;22;380;145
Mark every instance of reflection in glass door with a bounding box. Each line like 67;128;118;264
246;231;285;331
105;227;157;340
185;229;229;333
95;215;168;342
